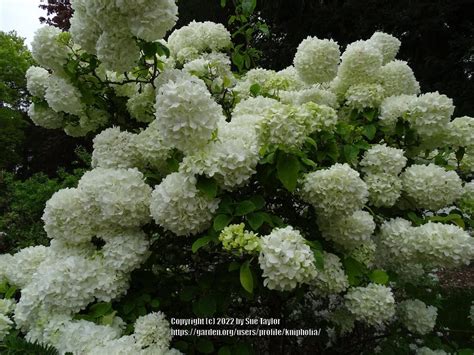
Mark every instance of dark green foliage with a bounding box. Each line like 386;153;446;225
0;332;58;355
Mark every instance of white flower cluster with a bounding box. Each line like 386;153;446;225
0;298;15;341
279;85;338;108
150;172;219;236
458;181;474;217
378;60;420;97
25;66;50;98
378;218;474;270
344;283;396;325
258;226;317;291
44;74;84;116
344;83;385;111
28;103;64;129
31;26;70;72
167;21;231;63
301;163;368;217
360;144;407;207
448;116;474;148
401;164;462;210
398;299;437;335
69;0;178;71
127;84;156;123
293;36;340;84
311;252;349;295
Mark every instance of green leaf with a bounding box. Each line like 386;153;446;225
228;261;240;272
249;83;261;96
150;299;161;308
301;157;317;168
363;124;377;140
458;349;474;355
198;295;217;316
142;42;158;58
247;212;265;230
240;260;254;293
369;269;389;285
196;176;218;198
156;42;170;57
456;146;466;162
5;285;17;299
213;214;233;231
89;302;112;318
220;0;227;7
343;257;367;286
407;211;424;226
312;249;325;270
216;196;233;215
363;109;377;121
0;280;8;294
99;311;117;326
249;195;265;210
196;338;214;354
241;0;257;16
192;235;213;253
276;153;300;192
218;346;232;355
235;200;257;216
232;51;244;71
343;145;360;163
122;302;135;315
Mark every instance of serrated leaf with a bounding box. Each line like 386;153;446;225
89;302;112;318
192;235;213;253
240;260;254;293
313;249;325;270
213;214;233;231
247;212;265;230
369;269;389;285
235;200;256;216
249;195;265;210
363;124;377;140
276;153;300;192
196;176;218;198
343;145;359;163
249;83;261;96
343;257;367;286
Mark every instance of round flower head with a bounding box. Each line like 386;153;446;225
133;312;171;349
458;181;474;217
379;94;417;128
258;226;317;291
448;116;474;148
219;223;260;254
401;164;462;210
132;125;172;172
150;172;219;236
91;127;139;169
232;96;279;118
28;103;64;129
318;210;375;250
127;84;156;123
301;163;368;217
344;283;395;325
311;252;349;295
377;217;416;262
398;299;437;335
31;26;70;71
45;75;84;116
279;86;338;108
0;314;13;341
364;173;402;207
96;30;140;72
293;36;340;84
344;83;385;111
378;60;420;97
69;3;101;54
368;32;401;64
359;144;407;175
26;66;50;98
0;299;15;315
233;68;297;99
4;246;51;288
154;75;224;153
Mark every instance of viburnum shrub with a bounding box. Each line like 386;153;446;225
0;0;473;353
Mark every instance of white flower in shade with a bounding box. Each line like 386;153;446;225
91;127;139;169
293;36;340;84
88;336;141;355
180;123;259;190
279;86;338;108
78;107;108;133
150;172;219;236
119;0;178;42
96;30;140;72
28;103;64;129
364;173;402;207
0;314;13;341
154;76;224;153
378;60;420;97
350;240;377;268
233;68;299;99
0;299;15;315
318;210;375;250
377;217;416;261
69;5;101;54
258;226;317;291
232;96;279;119
398;299;437;335
167;21;231;63
344;83;385;111
448;116;474;148
360;144;407;175
3;246;50;288
133;125;172;171
301;163;368;217
31;26;70;71
401;164;462;210
337;40;383;87
416;347;448;355
127;84;155;123
44;75;84;116
134;312;171;349
379;94;417;128
368;32;401;64
458;181;474;217
312;252;349;295
78;168;152;228
183;52;233;86
344;283;395;325
25;66;50;98
300;102;338;133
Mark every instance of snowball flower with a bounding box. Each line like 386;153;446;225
150;172;219;236
31;26;70;71
132;125;172;171
219;223;260;254
458;181;474;217
379;94;417;128
127;84;155;123
134;312;172;349
368;32;401;64
258;226;317;291
96;30;140;72
3;245;50;288
378;60;420;97
344;83;385;111
91;127;139;169
448;116;474;148
28;103;64;129
401;164;462;210
360;144;407;175
293;36;340;84
398;299;437;335
45;75;84;116
311;252;349;294
301;163;368;217
154;76;224;153
25;66;50;98
364;173;402;207
279;86;338;108
0;299;15;315
344;284;395;325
